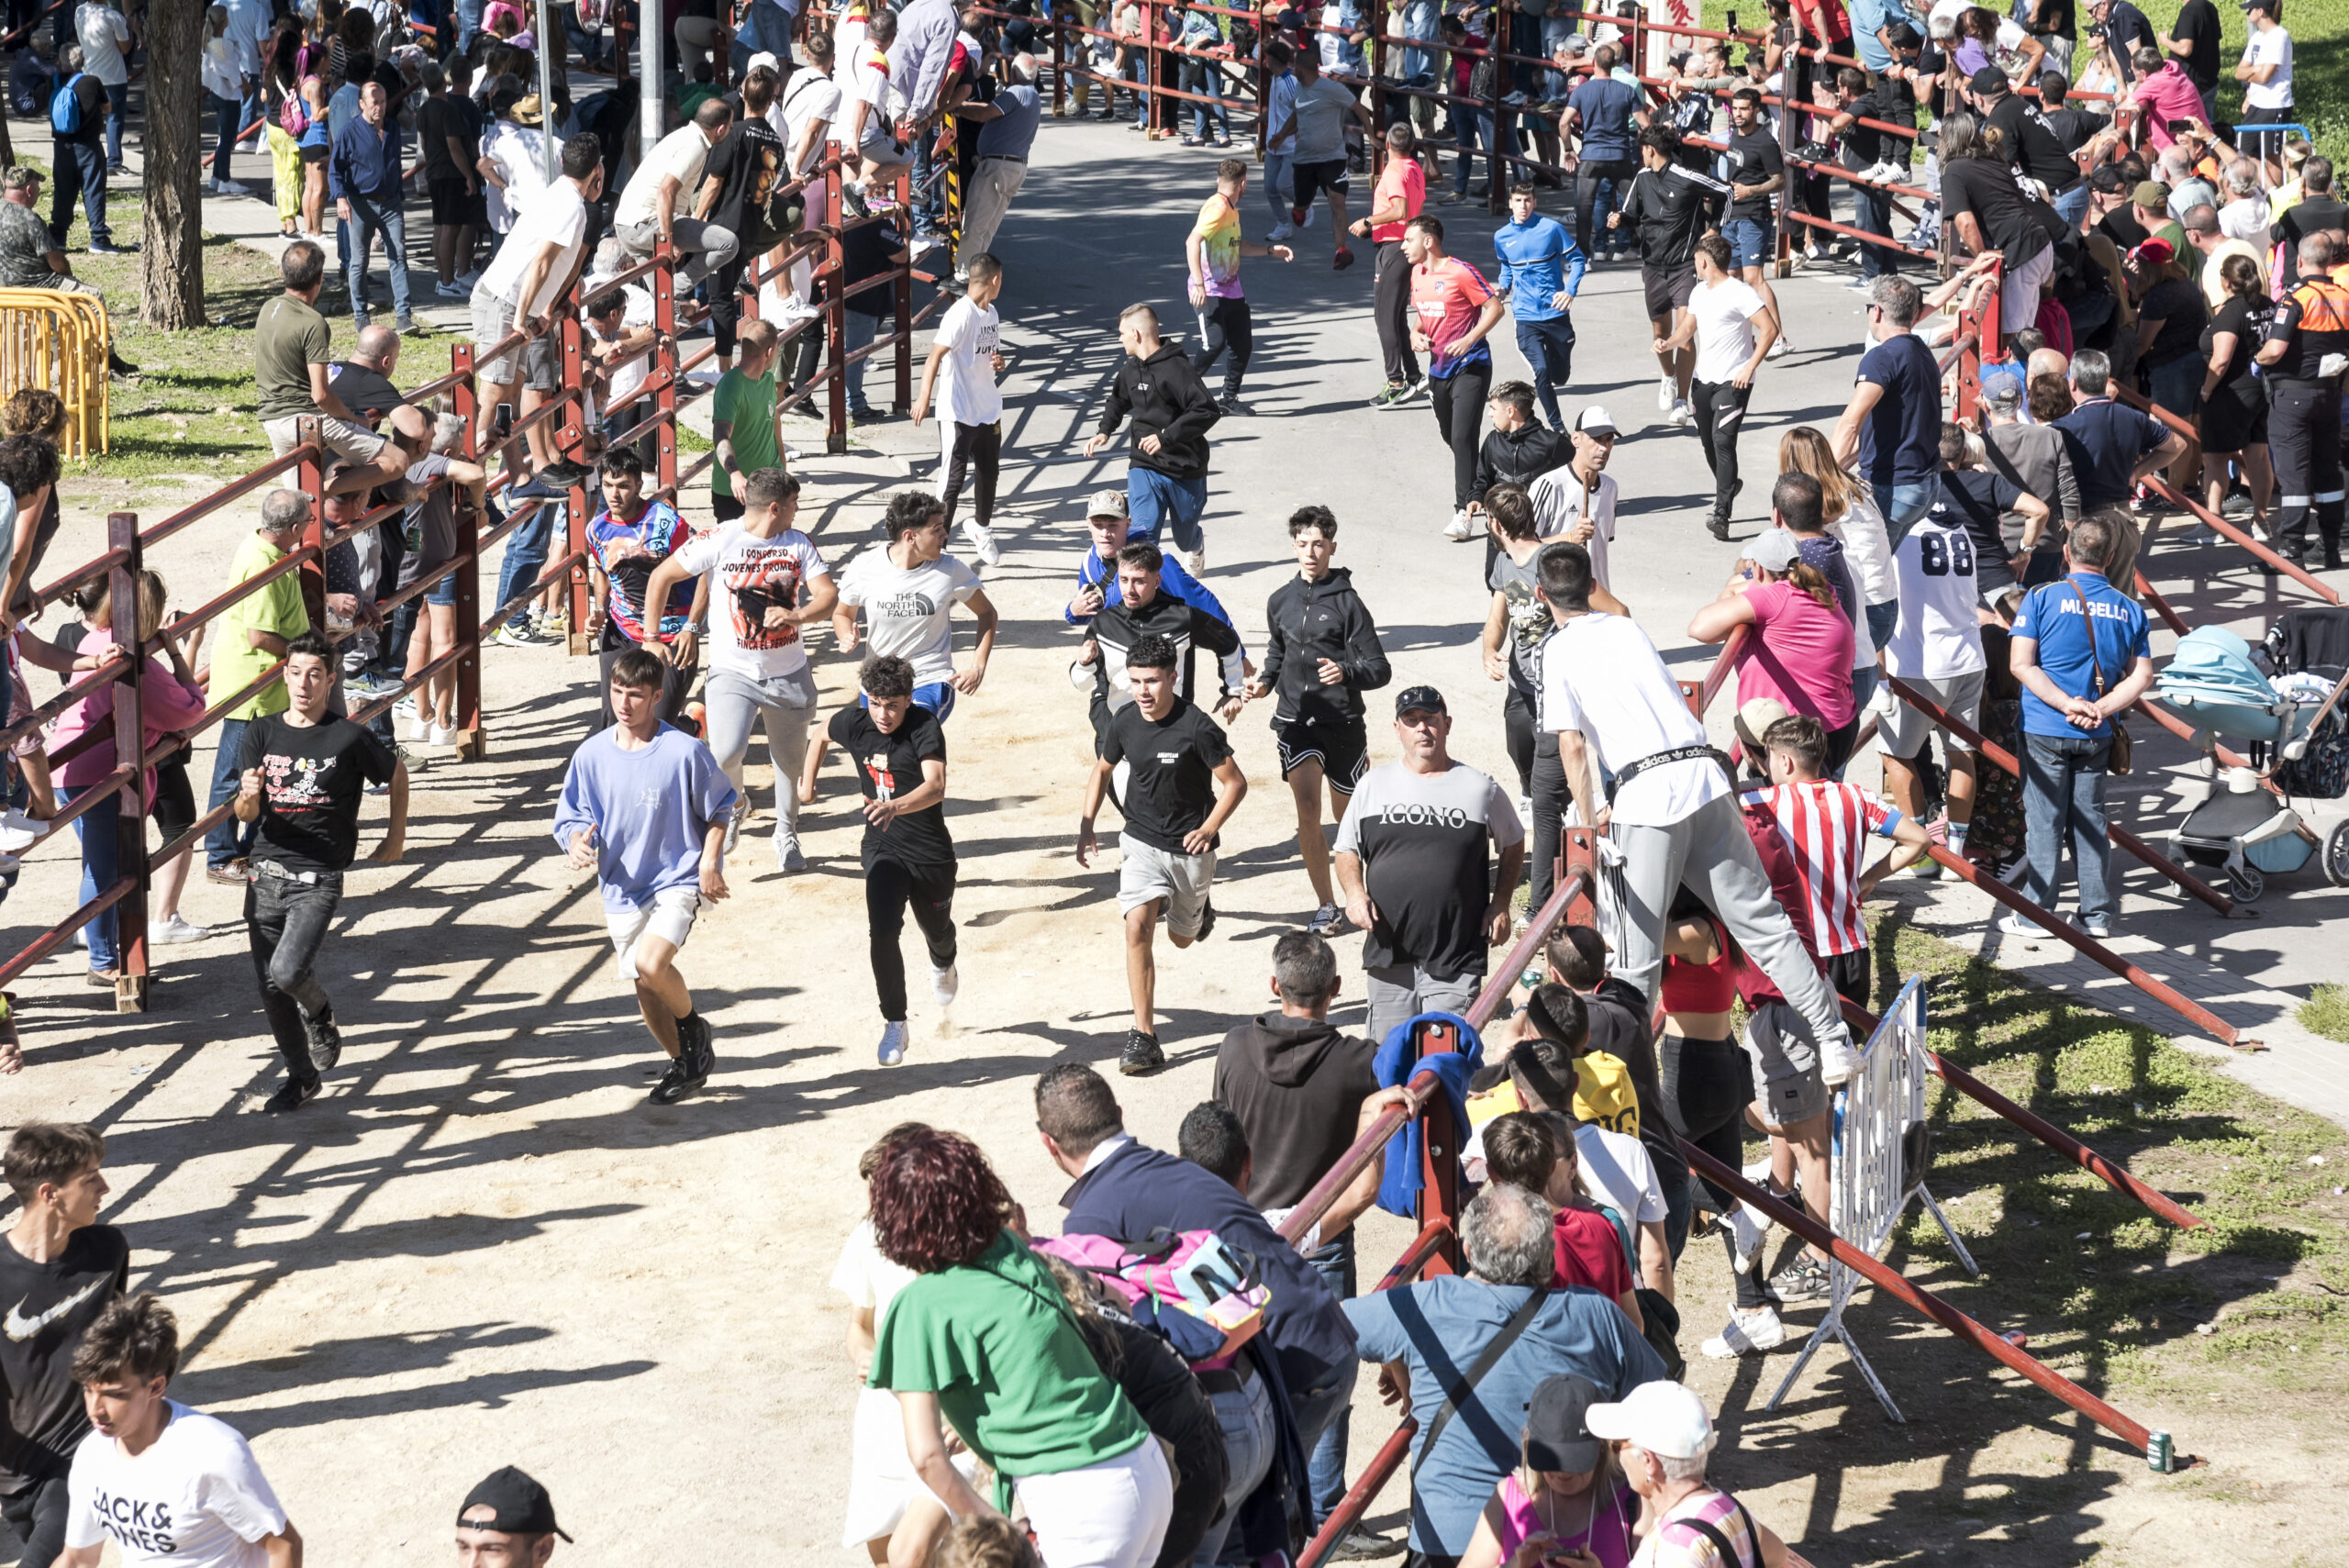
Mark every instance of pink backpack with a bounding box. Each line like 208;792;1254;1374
1033;1229;1268;1369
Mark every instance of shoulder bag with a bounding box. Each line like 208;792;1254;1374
1413;1287;1551;1473
2067;580;2132;775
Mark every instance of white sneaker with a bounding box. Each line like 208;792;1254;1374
1186;547;1208;577
724;796;748;856
932;962;960;1006
150;913;209;944
1657;373;1676;412
1765;336;1791;360
1817;1026;1861;1086
0;808;41;852
426;722;458;748
1669;399;1697;427
1996;910;2047;940
877;1019;910;1066
1266;222;1295;240
1866;680;1899;720
1725;1203;1770;1274
1442;508;1476;540
1702;1306;1787;1359
962;519;1002;567
402;715;430;741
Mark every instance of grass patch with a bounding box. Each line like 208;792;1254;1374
2299;983;2349;1044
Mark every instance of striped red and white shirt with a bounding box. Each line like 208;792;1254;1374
1746;780;1901;957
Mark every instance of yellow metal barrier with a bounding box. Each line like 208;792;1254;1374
0;287;109;458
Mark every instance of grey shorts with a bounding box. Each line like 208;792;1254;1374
1882;668;1986;761
1744;1002;1830;1128
1118;833;1215;938
471;284;560;390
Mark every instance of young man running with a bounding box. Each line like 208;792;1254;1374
911;250;1007;567
1406;215;1507;543
584;448;704;731
1;1123;127;1568
832;491;999;721
554;647;736;1104
1087;540;1247;743
1353;125;1427;410
1078;632;1249;1073
1526;407;1626;594
61;1296;301;1568
642;467;835;872
800;654;958;1067
1491;183;1586;432
1244;505;1391;935
1188;159;1295;417
234;630;408;1114
1609;125;1728;428
1062;489;1234;634
1084;305;1223;576
1267;50;1373;267
1655;232;1776;539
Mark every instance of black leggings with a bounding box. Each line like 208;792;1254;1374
1373;239;1419;386
1192;295;1252;398
707;256;751;360
1662;1031;1768;1309
868;857;958;1021
1690;377;1751;523
1430;361;1492;511
1503;685;1569;908
941;419;1001;532
1574;157;1635;257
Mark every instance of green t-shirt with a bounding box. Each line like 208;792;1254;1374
214;533;310;720
866;1229;1151;1511
254;294;334;423
710;366;780;500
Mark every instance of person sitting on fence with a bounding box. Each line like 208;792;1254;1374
615;97;740;285
1343;1184;1665;1565
253;239;416;488
326;323;409;430
472;131;606;503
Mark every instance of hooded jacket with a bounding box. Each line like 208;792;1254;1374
1260;566;1392;727
1471;420;1573;507
1212;1012;1384;1214
1097;342;1221;481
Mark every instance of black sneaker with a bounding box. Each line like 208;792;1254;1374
1707;513;1731;541
263;1076;320;1113
1195;899;1217;940
1766;1254;1831;1303
539;458;594;486
302;1007;342;1074
1119;1029;1165;1075
1327;1526;1406;1560
647;1053;702;1104
679;1011;716;1077
1216;394;1251;416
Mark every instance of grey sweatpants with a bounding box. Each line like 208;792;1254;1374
1365;963;1482;1049
705;665;818;844
1607;794;1848;1051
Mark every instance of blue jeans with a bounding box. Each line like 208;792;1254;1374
1287;1356;1358;1518
1851;599;1900;712
1126;467;1208;555
61;783;119;971
1539;14;1575;96
495;497;560;629
1452;106;1498;197
1193;1368;1276;1566
104;83;127;167
1264;151;1294;221
1301;1230;1355;1524
208;91;241;183
1852;183;1901;279
1515;317;1575;429
2051;181;2091;231
1884;475;1941;550
2019;731;2116;922
1182;58;1229;139
455;0;483;52
1400;0;1439;79
843;309;880;412
205;716;258;869
343;197;412;324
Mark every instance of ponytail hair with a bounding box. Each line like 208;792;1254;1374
1785;559;1836;610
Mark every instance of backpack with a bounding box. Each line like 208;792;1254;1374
49;72;84;136
1031;1229;1269;1369
280;92;311;139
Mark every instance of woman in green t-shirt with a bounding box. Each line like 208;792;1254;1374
863;1129;1174;1568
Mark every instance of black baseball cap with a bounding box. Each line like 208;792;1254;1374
1524;1373;1609;1473
1395;685;1448;717
459;1467;573;1541
1967;65;2009;95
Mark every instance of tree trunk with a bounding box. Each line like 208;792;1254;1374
139;0;206;328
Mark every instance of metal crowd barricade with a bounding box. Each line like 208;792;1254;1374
0;287;109;459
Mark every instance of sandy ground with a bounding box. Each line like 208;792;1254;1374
6;116;2349;1566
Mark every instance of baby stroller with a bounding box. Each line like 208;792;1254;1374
2153;622;2349;903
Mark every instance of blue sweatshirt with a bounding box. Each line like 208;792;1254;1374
1065;545;1238;632
329;114;403;205
552;725;739;910
1492;216;1585;325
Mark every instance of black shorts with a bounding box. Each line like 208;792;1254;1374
712;491;745;524
429;177;484;227
152;755;196;840
1642;261;1697;324
299;143;328;164
1275;715;1369;792
1292;158;1349;213
1825;946;1870;1010
2200;381;2268;453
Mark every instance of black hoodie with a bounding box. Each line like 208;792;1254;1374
1261;566;1392;727
1097;342;1221;481
1212;1012;1383;1215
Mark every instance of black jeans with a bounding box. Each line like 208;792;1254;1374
708;257;751;359
1573;157;1634;258
1690;377;1751;522
941;419;1000;532
1429;362;1491;511
49;139;108;248
868;857;957;1020
1374;240;1419;386
246;868;343;1084
1662;1031;1768;1307
2270;381;2343;559
1192;295;1252;398
1;1472;68;1568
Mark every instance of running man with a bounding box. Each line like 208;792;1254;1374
1406;215;1507;543
1088;540;1247;742
1243;505;1391;935
583;448;704;730
832;491;1000;721
1353;125;1427;409
911;250;1008;567
1062;489;1235;634
1719;88;1793;359
1609;125;1729;428
800;654;959;1068
1078;632;1249;1074
642;467;835;872
554;646;736;1105
1526;406;1625;595
1188;159;1295;417
1654;233;1776;539
1;1124;127;1568
234;630;408;1114
1084;305;1223;576
1492;183;1586;433
1267;50;1373;267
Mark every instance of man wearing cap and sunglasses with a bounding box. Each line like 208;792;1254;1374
456;1465;570;1566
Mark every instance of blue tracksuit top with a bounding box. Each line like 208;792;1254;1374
1065;546;1236;628
1493;216;1586;324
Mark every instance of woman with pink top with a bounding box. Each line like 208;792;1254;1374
52;571;207;987
1457;1373;1639;1568
1686;529;1860;773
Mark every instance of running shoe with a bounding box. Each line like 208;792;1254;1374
679;1011;716;1078
539;610;569;641
1443;509;1476;540
1404;377;1427;401
1817;1026;1860;1086
1186;548;1208;578
427;722;459;748
1725;1202;1770;1274
1765;336;1791;360
647;1054;699;1104
1332;248;1355;271
725;796;749;856
1370;384;1411;409
1768;1255;1832;1302
262;1076;320;1113
1216;395;1250;416
489;622;539;650
436;280;469;299
302;1007;342;1074
877;1019;911;1066
932;963;960;1006
963;519;1003;566
540;458;594;486
776;834;807;874
1195;899;1217;940
1668;399;1696;428
1657;374;1676;413
206;860;250;886
1119;1028;1165;1074
1701;1305;1787;1359
1308;902;1345;935
2082;915;2115;940
0;809;42;852
1266;221;1295;240
150;914;209;945
1707;513;1731;541
345;670;403;700
1325;1527;1405;1561
1996;910;2046;940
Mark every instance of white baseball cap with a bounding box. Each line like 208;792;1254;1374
1584;1381;1716;1460
1575;406;1620;438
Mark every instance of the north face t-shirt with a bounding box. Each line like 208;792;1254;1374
1335;760;1523;981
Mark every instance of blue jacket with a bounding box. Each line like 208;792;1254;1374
1371;1011;1485;1219
329;114;402;204
1493;216;1585;324
1066;545;1235;628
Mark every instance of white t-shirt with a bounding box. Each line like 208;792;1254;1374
1537;612;1728;828
2243;27;2292;108
75;3;130;84
1526;466;1618;589
1885;517;1987;680
671;524;830;679
618;124;717;229
65;1404;287;1568
832;11;871;99
584;279;656;406
830;1217;919;1327
838;547;982;685
778;67;843;174
1575;1123;1667;1227
482;178;588;317
1689;277;1766;386
480;121;551;232
931;296;1002;426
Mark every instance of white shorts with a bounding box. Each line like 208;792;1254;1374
606;885;704;981
841;1385;982;1547
1882;669;1986;761
1117;833;1215;939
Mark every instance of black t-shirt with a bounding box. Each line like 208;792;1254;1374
1842;79;1915;168
417;93;463;182
0;1225;129;1491
1985;94;2080;193
1940;155;2050;266
325;361;405;426
827;704;953;869
56;74;104;149
1341;761;1519;981
2097;206;2149;251
835;217;903;322
1725;126;1782;219
2103;0;2157;77
700;117;789;252
2140;276;2209;368
2206;293;2275;394
2042;106;2098;153
1101;695;1232;854
239;713;399;873
1929;468;2025;590
2167;0;2222;90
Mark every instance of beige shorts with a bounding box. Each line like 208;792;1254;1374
1117;833;1214;939
262;413;387;467
1882;669;1986;762
607;885;704;981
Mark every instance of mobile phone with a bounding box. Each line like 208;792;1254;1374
2165;117;2195;135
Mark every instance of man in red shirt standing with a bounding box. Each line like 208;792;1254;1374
1404;214;1507;541
1353;122;1428;410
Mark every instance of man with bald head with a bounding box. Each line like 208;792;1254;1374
329;79;422;334
327;324;409;430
